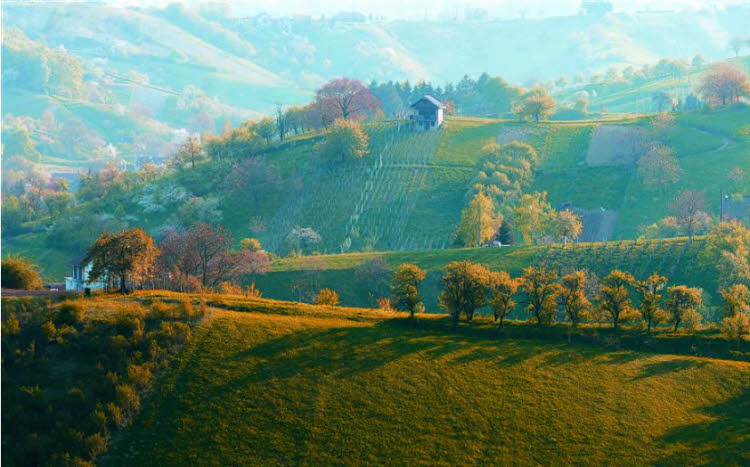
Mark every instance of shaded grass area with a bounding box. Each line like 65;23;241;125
105;306;750;465
1;295;201;465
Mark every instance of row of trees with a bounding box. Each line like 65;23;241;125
370;73;520;118
455;190;582;247
390;261;749;339
455;139;582;247
368;56;705;120
698;63;750;106
2;155;166;237
367;56;741;121
83;225;269;293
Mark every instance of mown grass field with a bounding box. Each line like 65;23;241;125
103;297;750;465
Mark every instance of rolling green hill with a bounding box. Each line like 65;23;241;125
3;2;750;173
4;104;749;282
102;297;750;465
553;56;750;114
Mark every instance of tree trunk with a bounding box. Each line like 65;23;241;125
119;275;127;294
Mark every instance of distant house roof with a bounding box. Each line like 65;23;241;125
410;95;444;109
68;253;88;267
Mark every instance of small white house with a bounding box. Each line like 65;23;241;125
65;254;106;292
408;95;444;131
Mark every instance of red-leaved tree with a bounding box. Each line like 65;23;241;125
315;78;378;125
159;223;240;290
698;63;750;106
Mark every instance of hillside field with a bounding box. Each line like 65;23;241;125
100;295;750;465
254;236;720;311
7;104;749;281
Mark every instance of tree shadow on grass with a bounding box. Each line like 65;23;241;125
209;319;546;401
657;388;750;465
631;358;707;381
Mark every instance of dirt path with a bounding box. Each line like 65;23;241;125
683;124;734;153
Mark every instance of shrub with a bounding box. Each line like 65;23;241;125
240;237;262;252
41;321;57;341
219;281;243;296
2;312;21;336
160;321;191;345
245;283;262;298
67;387;85;406
90;408;107;433
147;300;172;320
682;309;703;333
723;312;750;342
115;384;140;420
57;301;86;326
147;339;164;361
114;312;144;339
376;297;392;311
318;118;369;162
126;363;152;389
106;402;124;428
84;432;107;459
316;288;340;306
1;255;43;290
176;298;194;319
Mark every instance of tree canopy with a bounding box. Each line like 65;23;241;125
698;63;750;106
85;228;159;293
1;255;43;290
317;118;369;162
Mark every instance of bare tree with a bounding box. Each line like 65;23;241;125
670;189;709;242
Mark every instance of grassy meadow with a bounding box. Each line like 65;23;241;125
101;295;750;465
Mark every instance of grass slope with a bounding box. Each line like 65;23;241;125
105;301;750;465
255;236;717;311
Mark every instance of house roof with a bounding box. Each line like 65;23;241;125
68;253;88;267
410;94;444;109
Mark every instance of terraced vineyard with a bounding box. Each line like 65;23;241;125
262;124;452;253
533;237;709;289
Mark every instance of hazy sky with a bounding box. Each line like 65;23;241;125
11;0;747;19
228;0;749;19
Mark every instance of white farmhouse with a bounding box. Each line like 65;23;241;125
408;95;444;131
64;254;106;292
